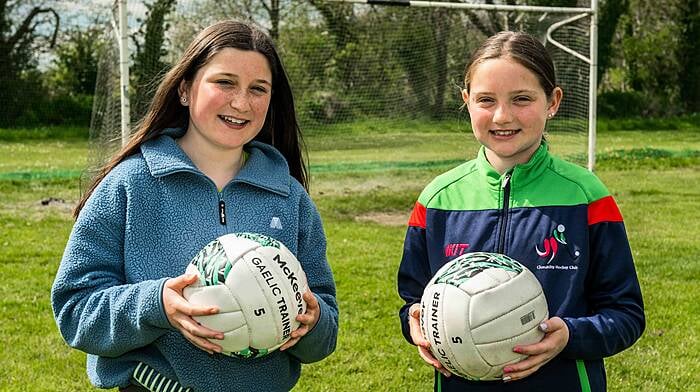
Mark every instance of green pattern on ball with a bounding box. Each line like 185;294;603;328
231;347;269;359
236;232;281;249
190;239;230;286
435;252;523;286
190;233;282;287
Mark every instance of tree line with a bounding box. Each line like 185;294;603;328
1;0;698;128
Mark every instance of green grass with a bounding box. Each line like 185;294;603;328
1;123;699;391
593;167;700;391
0;140;88;175
0;125;89;142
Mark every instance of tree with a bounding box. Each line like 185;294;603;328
462;0;522;36
393;6;455;118
679;0;700;113
597;0;629;84
46;26;103;96
431;8;452;118
615;0;683;116
307;0;357;50
262;0;281;40
306;0;359;96
166;1;296;50
131;0;177;122
0;1;59;126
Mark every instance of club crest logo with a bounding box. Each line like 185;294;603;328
535;224;580;264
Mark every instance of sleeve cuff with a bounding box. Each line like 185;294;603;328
143;277;176;330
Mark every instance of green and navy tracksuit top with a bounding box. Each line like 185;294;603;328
398;143;645;392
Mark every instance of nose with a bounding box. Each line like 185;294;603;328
229;90;251;112
492;103;512;124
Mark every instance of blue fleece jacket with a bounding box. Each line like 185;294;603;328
51;128;338;391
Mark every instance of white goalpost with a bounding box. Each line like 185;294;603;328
93;0;599;171
117;0;130;147
336;0;599;170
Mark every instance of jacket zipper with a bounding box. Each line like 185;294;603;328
218;194;226;225
182;170;228;227
497;172;512;253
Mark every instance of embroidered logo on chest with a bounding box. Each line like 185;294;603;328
269;217;283;230
535;224;580;264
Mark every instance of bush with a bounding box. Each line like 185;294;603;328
299;90;351;123
597;90;648;118
14;94;93;127
598;113;700;131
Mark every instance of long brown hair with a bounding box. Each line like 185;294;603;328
75;20;307;218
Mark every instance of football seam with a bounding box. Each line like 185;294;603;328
240;250;285;345
436;285;487;381
474;322;542;347
475;325;541;368
224;279;253;352
469;290;544;331
463;296;491;380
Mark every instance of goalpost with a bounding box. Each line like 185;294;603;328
93;0;598;171
335;0;599;170
117;0;130;147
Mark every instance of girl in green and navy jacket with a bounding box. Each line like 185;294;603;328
398;31;644;392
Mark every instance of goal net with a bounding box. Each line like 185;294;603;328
90;0;596;173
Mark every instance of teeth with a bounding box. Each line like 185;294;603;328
220;115;246;124
492;130;518;136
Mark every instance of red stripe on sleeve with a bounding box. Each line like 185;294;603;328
588;195;623;225
408;201;427;228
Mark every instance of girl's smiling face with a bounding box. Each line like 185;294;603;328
180;48;272;154
463;57;562;173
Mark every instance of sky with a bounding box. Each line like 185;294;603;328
52;0;147;29
27;0;148;69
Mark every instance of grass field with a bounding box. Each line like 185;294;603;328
0;121;699;391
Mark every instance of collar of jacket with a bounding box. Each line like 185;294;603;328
476;141;552;190
140;127;291;196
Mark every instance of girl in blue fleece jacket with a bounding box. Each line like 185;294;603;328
51;20;338;392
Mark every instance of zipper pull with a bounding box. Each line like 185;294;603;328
502;172;512;188
218;200;226;225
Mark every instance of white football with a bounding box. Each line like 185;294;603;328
420;252;549;380
183;233;308;358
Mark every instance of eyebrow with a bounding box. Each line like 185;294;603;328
511;89;537;95
473;89;538;95
215;72;272;86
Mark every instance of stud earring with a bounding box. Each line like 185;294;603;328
547;112;554;119
181;97;187;104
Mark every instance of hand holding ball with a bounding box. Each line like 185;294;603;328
420;252;548;380
183;233;308;358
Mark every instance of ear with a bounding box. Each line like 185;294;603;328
547;87;563;116
178;80;190;103
461;88;469;106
